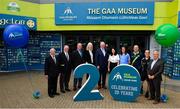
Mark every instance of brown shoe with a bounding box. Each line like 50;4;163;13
102;86;107;89
148;98;155;100
73;87;77;91
97;85;101;89
61;90;65;93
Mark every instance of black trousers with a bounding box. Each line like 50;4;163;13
149;79;161;101
86;74;89;79
64;68;71;89
98;68;107;87
48;76;58;96
59;72;64;91
73;78;82;88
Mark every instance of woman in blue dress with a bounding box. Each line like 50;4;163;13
119;46;131;65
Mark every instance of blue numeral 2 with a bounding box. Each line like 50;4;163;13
73;64;104;101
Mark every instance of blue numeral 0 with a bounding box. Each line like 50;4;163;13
73;63;104;101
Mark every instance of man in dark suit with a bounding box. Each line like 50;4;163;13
58;45;72;93
72;43;85;91
95;41;109;89
147;50;164;104
44;48;60;98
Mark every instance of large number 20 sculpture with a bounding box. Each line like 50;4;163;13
73;64;104;101
73;63;140;102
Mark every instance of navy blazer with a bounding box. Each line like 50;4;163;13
71;50;85;69
95;48;109;69
44;55;60;77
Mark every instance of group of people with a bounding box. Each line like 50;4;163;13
44;41;164;104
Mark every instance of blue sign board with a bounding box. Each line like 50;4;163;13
55;2;154;25
0;14;37;30
108;65;141;102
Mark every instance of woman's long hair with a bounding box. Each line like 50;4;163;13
110;48;117;56
86;42;93;51
120;46;127;55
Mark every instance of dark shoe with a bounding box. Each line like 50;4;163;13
102;86;107;89
148;98;155;100
78;86;81;89
54;93;60;95
97;85;101;89
61;90;65;93
65;88;71;91
49;95;54;98
153;101;160;104
145;92;149;98
73;87;77;91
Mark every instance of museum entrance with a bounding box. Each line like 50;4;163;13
62;31;151;54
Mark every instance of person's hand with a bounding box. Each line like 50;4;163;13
148;75;152;79
45;75;48;80
148;75;155;79
108;68;110;72
151;75;155;79
97;66;100;69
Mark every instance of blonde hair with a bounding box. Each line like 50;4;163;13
86;42;93;51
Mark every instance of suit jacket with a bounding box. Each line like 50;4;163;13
44;55;60;77
71;50;85;69
58;52;72;73
130;52;143;72
147;59;164;80
95;48;109;69
84;50;95;65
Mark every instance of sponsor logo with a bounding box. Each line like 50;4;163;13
7;2;20;12
8;32;23;40
0;14;36;30
112;72;137;82
58;7;77;21
26;20;35;28
64;7;73;15
156;33;166;40
112;72;122;81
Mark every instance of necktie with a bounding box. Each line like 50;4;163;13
89;50;93;63
53;56;56;64
102;48;105;56
79;50;82;57
65;52;69;61
151;60;157;69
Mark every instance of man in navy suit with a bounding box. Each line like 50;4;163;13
95;41;109;89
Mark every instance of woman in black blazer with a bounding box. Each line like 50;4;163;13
84;42;95;79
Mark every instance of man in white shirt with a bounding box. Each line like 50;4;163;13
58;45;72;93
147;50;164;104
95;41;109;89
44;48;60;98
